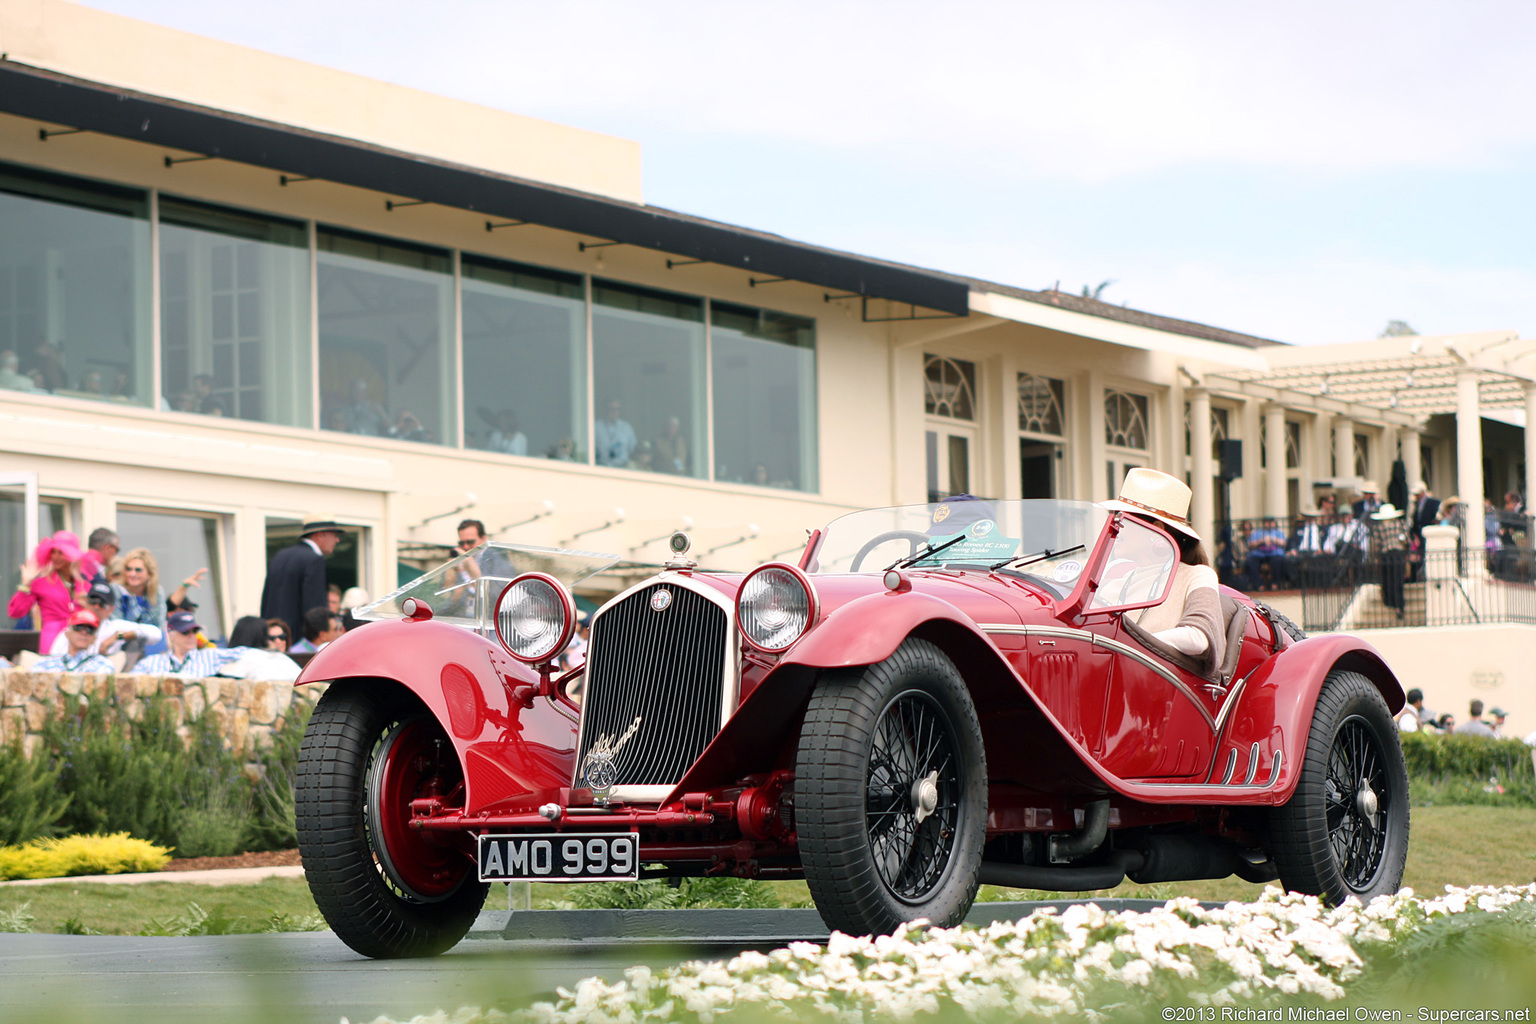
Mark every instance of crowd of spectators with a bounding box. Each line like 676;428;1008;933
1395;690;1533;747
4;518;371;680
1218;482;1528;596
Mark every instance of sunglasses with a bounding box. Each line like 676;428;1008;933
267;633;287;642
71;624;98;634
458;539;479;549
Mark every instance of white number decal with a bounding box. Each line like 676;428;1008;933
611;837;634;876
586;838;609;874
562;839;584;874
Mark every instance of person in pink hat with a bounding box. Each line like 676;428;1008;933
8;530;91;650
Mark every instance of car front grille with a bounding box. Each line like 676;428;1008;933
577;581;730;789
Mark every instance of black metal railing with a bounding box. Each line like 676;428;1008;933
1296;548;1536;632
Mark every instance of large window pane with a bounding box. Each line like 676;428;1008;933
592;280;704;475
711;302;817;491
318;228;453;445
116;508;227;641
0;162;151;405
462;256;586;460
160;196;310;425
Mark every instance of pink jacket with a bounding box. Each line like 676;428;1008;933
8;572;87;652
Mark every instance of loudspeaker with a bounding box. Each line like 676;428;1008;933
1218;439;1243;481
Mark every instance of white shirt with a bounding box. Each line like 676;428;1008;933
49;615;163;656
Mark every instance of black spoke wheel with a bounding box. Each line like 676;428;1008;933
797;638;986;934
296;682;488;958
1270;669;1409;903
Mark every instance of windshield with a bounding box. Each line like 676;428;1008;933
811;499;1107;590
353;542;619;632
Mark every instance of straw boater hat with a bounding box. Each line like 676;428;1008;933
1370;503;1404;521
1100;468;1200;540
300;515;344;537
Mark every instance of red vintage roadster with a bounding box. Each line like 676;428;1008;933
294;499;1409;958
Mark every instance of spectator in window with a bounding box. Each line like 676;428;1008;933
49;579;161;662
28;342;68;392
8;530;91;651
546;437;576;461
0;350;36;390
290;606;345;654
594;398;636;467
261;517;343;640
340;377;389;436
393;409;430;443
653;416;688;475
33;608;116;675
1243;518;1288;591
81;527;120;585
627;440;656;472
478;407;527;456
133;610;235;676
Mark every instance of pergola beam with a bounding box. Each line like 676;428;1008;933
1203;374;1421;426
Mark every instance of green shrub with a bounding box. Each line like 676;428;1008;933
247;704;310;851
1402;733;1536;807
172;786;251;859
0;738;70;846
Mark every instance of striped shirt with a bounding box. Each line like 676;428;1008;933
33;651;116;674
134;646;239;677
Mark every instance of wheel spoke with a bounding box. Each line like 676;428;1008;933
862;692;962;902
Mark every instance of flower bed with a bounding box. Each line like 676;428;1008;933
363;885;1536;1024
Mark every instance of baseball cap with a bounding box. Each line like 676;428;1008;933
68;607;101;629
167;610;201;634
86;579;114;606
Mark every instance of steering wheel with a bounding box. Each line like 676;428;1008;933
850;530;932;572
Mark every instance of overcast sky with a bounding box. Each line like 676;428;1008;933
80;0;1536;345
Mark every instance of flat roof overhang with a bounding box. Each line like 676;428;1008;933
0;60;970;316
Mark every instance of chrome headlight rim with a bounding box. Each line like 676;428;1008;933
494;572;576;664
736;561;819;653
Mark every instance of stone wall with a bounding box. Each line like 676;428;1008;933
0;670;330;761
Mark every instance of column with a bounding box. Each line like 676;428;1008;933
1189;388;1214;549
1085;369;1107;502
1403;425;1423;493
1333;416;1354;485
1525;383;1536;503
1263;404;1288;517
1456;367;1485;556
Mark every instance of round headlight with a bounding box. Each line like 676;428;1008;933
494;573;575;663
737;563;817;652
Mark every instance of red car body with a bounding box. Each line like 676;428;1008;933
296;499;1410;957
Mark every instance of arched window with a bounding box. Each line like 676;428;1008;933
1017;373;1064;436
925;355;976;421
1105;390;1149;450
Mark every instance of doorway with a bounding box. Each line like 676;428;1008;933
265;518;362;600
1020;442;1060;499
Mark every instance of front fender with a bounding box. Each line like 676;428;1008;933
1212;633;1404;804
300;619;579;814
780;590;999;669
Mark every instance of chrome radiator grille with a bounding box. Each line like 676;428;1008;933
578;582;729;788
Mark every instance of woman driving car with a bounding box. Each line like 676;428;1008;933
1101;468;1225;673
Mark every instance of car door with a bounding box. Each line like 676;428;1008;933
1081;517;1217;779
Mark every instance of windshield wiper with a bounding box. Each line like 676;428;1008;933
884;532;969;572
988;543;1086;573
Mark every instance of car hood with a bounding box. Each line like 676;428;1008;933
684;567;1045;627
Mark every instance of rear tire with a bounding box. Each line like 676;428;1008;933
1269;669;1409;903
296;682;487;958
797;638;987;935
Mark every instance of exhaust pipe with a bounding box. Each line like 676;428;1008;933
980;848;1145;891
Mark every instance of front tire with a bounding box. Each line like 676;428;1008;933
797;638;987;934
1270;669;1409;902
296;682;488;958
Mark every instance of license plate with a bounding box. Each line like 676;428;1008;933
476;832;640;882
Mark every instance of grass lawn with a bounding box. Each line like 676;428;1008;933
5;805;1532;934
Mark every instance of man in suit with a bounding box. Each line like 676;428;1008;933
1407;481;1441;581
261;517;345;640
1352;481;1382;519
